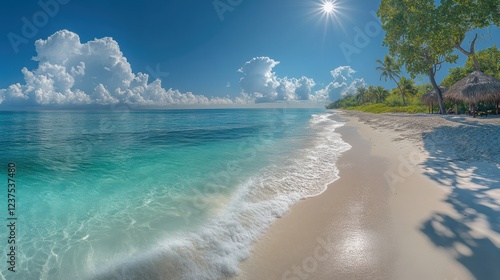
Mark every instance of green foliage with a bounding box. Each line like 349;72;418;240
326;85;391;109
378;0;500;114
376;55;406;104
415;83;433;95
346;104;427;114
440;0;500;37
399;76;418;98
376;55;401;82
442;66;467;88
408;89;427;106
326;80;427;114
354;87;371;104
384;92;405;107
465;45;500;78
378;0;458;77
368;85;390;104
325;94;358;109
378;0;499;73
442;46;500;87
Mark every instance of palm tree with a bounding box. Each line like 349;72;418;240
373;86;389;103
399;77;417;103
376;55;406;105
355;87;369;105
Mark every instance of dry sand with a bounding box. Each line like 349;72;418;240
233;111;500;280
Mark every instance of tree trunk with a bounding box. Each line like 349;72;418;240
429;68;446;115
455;34;481;72
472;55;480;72
392;78;406;106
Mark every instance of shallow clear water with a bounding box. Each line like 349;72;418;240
0;108;350;280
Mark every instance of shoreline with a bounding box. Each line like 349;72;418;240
233;111;500;280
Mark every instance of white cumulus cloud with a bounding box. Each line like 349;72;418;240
316;66;366;101
238;57;317;103
238;58;365;103
0;30;235;108
1;31;367;108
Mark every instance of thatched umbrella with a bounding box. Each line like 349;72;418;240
421;86;448;114
447;71;500;114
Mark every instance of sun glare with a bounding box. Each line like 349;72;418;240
323;1;334;14
312;0;344;29
305;0;347;36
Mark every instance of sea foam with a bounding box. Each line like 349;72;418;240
90;112;351;280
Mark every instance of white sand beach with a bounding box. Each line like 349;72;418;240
233;111;500;280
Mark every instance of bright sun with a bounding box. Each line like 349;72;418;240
309;0;345;30
323;1;334;14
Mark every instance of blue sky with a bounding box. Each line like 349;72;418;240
1;0;499;108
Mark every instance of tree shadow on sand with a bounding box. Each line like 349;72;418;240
420;123;500;280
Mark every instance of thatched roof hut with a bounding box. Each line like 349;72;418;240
421;86;448;105
421;86;450;113
446;71;500;104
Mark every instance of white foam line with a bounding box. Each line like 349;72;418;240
89;112;352;280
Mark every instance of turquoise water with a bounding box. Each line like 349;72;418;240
0;109;350;280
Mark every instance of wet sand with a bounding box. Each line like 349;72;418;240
233;111;500;280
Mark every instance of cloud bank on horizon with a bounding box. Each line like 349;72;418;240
0;30;365;108
238;57;317;103
238;58;366;103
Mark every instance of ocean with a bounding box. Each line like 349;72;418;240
0;108;350;280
